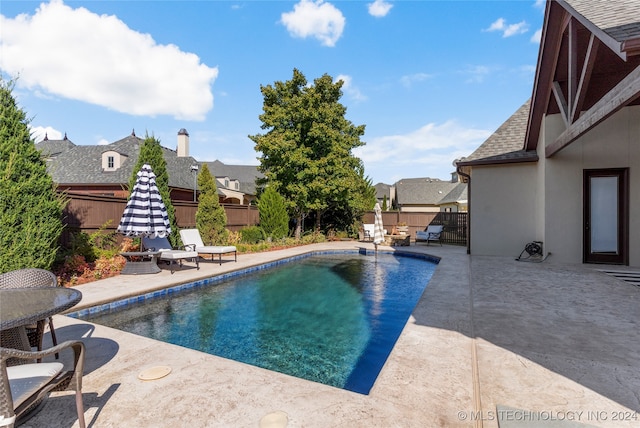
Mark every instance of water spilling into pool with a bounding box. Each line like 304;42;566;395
76;252;436;394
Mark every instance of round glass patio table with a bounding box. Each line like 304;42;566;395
0;287;82;349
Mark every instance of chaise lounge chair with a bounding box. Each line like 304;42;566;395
416;225;444;246
179;229;237;265
141;236;200;274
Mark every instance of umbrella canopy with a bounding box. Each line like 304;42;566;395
373;202;385;246
117;164;171;238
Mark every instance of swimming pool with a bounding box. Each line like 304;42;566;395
74;251;437;394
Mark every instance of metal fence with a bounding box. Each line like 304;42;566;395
361;211;468;246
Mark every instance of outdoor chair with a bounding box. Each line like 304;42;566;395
362;224;374;241
179;229;237;265
416;225;444;246
0;269;59;355
0;340;86;428
141;236;200;274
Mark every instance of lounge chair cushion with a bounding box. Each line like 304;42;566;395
194;245;237;254
8;362;63;409
157;249;199;260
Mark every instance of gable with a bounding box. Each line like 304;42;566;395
525;0;640;156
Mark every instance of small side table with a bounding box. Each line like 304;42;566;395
120;251;161;275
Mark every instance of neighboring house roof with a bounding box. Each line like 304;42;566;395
438;183;468;205
204;160;264;195
395;178;463;206
374;183;392;200
37;137;75;158
40;133;198;190
37;132;261;196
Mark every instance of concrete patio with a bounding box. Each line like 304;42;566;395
19;242;640;427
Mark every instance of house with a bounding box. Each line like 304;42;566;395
37;129;262;205
373;182;394;210
394;177;467;212
203;160;263;205
457;0;640;265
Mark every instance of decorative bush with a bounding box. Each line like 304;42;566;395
240;226;266;244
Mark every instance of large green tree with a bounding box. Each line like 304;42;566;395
195;163;228;245
0;79;66;272
128;135;179;246
250;68;373;239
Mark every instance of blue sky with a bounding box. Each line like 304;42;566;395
1;0;544;185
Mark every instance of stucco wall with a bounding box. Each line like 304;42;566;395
469;163;538;256
542;106;640;265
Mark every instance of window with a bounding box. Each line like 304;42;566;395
235;182;239;190
225;178;229;188
107;156;114;169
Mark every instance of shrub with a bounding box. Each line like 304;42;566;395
258;187;289;239
240;226;265;244
0;79;66;273
196;164;228;245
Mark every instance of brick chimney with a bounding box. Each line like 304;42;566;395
177;128;189;157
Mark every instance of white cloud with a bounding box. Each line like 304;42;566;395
534;0;545;10
335;74;367;101
463;65;492;84
368;0;393;18
484;17;529;38
354;121;491;181
0;0;218;120
30;125;62;142
280;0;345;47
400;73;432;88
531;28;542;43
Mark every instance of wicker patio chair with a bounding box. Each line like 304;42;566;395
0;341;86;428
0;269;59;354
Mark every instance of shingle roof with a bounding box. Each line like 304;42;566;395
374;183;392;200
204;160;264;195
36;133;254;192
566;0;640;42
460;100;531;164
438;183;467;205
37;139;76;157
395;178;462;205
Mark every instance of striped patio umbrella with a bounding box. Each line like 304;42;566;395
373;202;385;249
117;164;171;238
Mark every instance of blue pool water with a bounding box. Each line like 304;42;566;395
74;251;437;394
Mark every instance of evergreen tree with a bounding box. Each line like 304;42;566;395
128;135;179;246
258;186;289;239
0;79;66;272
196;163;228;245
250;69;371;239
382;195;388;211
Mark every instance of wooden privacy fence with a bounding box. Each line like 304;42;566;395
361;211;468;246
60;193;259;245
